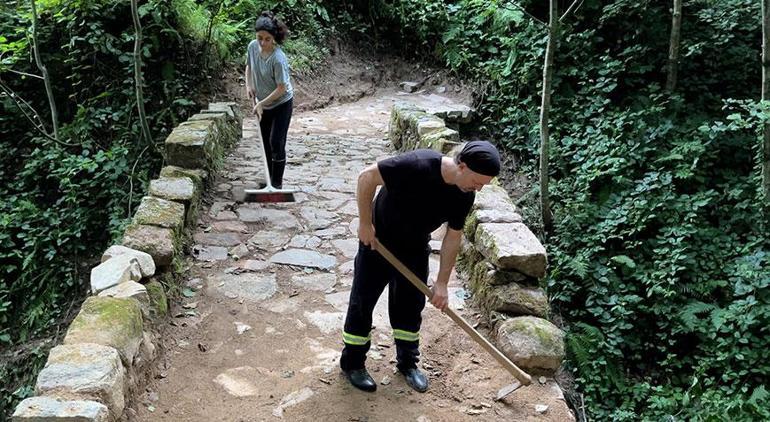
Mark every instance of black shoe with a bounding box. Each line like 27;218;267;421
399;367;428;393
343;368;377;392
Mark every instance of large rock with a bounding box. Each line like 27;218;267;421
63;297;143;366
475;223;547;278
132;196;185;233
97;281;150;317
473;183;519;214
148;177;199;224
464;207;523;242
12;396;110;422
433;105;474;125
471;280;549;318
121;224;178;268
418;128;460;153
188;112;239;149
35;344;125;417
100;245;155;278
89;254;141;294
159;165;209;190
388;103;425;150
206;101;243;136
388;102;460;153
469;261;529;286
495;316;565;374
164;119;217;170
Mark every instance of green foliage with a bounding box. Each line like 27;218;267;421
0;0;237;416
353;0;770;419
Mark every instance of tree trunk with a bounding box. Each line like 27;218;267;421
29;0;59;140
131;0;154;150
203;0;226;69
666;0;682;92
539;0;557;231
763;0;770;199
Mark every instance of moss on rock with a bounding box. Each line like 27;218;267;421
122;224;178;268
160;165;208;190
132;196;185;233
144;279;168;318
64;297;143;365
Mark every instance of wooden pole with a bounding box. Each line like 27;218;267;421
374;240;532;386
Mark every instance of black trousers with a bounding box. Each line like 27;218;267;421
259;98;293;187
340;241;430;371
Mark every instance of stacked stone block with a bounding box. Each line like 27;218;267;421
459;183;565;374
12;102;241;421
388;103;461;154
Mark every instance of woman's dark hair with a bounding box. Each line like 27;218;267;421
255;11;290;44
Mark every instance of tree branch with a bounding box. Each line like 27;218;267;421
128;145;150;218
539;0;558;231
131;0;155;152
0;79;78;147
29;0;59;140
762;0;770;200
559;0;584;22
3;68;45;79
665;0;683;92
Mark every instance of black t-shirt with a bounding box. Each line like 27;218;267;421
373;149;475;249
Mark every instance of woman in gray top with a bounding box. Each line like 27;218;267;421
245;11;294;188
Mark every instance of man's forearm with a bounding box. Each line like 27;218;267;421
436;230;462;286
356;171;378;225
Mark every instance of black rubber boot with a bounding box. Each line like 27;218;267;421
399;367;428;393
271;159;286;189
343;368;377;392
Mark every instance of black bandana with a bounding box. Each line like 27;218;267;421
458;141;501;177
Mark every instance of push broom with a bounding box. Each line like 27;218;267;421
242;99;296;203
374;239;532;395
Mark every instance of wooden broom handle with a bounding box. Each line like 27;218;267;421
373;240;532;386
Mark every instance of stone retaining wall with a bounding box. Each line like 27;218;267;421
389;103;566;376
388;103;462;154
12;102;241;422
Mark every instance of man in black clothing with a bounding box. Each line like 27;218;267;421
340;141;501;393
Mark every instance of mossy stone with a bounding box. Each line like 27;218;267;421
64;297;143;365
144;280;168;318
160;165;208;190
132;196;185;233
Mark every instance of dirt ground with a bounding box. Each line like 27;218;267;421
127;44;575;422
214;41;473;115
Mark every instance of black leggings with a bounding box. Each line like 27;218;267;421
259;98;293;185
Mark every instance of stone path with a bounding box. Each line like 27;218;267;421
131;90;573;421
